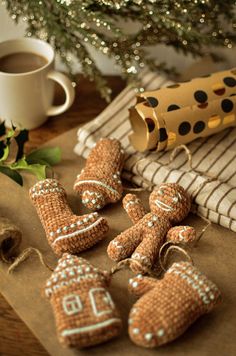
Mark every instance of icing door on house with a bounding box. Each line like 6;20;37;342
89;287;115;317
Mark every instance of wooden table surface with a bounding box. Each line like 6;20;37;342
0;75;125;356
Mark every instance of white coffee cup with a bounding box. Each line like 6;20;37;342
0;38;75;130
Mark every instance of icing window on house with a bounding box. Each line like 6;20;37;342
89;288;115;317
62;294;83;316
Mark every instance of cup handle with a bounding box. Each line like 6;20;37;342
46;70;75;116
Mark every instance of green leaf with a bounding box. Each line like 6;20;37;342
26;146;61;166
0;122;6;137
0;145;9;162
15;129;29;160
0;165;23;185
10;158;47;180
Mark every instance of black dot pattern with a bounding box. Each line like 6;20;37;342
221;99;234;113
147;97;158;107
167;104;180;111
193;121;205;134
213;88;225;96
178;122;191;136
194;90;208;103
223;77;236;87
145;118;155;132
159;128;168;142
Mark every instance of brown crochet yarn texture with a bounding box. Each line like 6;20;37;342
45;253;122;348
107;183;195;273
74;138;124;211
128;261;221;348
29;179;109;256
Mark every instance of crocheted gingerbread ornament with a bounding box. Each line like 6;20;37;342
45;253;122;348
29;179;109;256
107;183;195;273
74;138;124;211
128;261;221;348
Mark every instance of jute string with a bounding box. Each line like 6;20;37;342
130;144;221;195
8;247;54;274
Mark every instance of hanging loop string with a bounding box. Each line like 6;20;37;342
8;247;54;274
159;241;194;272
133;144;222;197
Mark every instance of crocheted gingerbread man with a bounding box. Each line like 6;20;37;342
107;183;195;273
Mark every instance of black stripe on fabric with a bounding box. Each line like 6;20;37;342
202;138;236;208
187;128;233;199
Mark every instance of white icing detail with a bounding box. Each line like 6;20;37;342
111;240;122;249
57;228;62;233
49;232;54;237
145;333;153;341
147;221;154;227
92;199;97;204
61;318;120;337
124;199;140;210
173;196;178;203
128;318;133;325
132;281;138;288
155;199;173;211
157;329;164;337
179;227;187;241
132;252;150;264
74;179;120;197
133;328;140;334
89;288;114;317
177;192;182;201
52;218;103;246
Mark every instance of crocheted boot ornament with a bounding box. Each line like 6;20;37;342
74;138;125;211
29;179;109;256
45;254;122;348
128;261;221;348
107;183;196;273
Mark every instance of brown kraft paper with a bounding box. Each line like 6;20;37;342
0;127;236;356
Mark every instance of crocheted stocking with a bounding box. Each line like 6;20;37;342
74;138;124;210
128;262;221;348
29;179;109;256
45;254;122;348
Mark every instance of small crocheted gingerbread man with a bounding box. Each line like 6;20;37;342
74;138;124;211
29;179;109;256
107;183;195;273
128;262;221;348
45;253;122;348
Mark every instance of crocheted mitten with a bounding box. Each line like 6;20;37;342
45;254;122;348
128;262;221;348
74;138;124;211
29;179;109;256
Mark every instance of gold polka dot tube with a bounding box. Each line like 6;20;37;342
129;68;236;152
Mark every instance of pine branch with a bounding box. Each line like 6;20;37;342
3;0;236;100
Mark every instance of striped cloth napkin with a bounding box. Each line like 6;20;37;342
74;71;236;232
